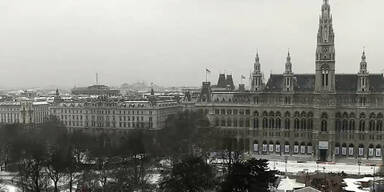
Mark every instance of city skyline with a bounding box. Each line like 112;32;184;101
1;0;384;89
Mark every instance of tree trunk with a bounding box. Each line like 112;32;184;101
54;180;58;192
69;171;73;192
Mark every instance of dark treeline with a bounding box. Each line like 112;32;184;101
0;111;276;192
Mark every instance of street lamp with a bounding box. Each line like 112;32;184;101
284;156;288;177
323;166;326;186
371;164;376;192
273;160;276;170
303;168;309;186
357;159;362;176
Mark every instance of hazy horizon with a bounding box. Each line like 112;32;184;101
1;0;384;89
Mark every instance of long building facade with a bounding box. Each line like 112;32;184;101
0;101;49;125
197;0;384;162
49;99;182;133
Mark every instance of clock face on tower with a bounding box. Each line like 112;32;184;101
321;64;329;70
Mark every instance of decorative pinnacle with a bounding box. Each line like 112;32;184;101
255;51;260;62
287;49;291;61
362;49;366;61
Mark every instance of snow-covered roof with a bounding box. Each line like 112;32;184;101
277;177;305;191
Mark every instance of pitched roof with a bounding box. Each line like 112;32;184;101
265;74;315;92
335;74;357;92
265;73;384;93
369;74;384;92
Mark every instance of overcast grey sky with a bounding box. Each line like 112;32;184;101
0;0;383;88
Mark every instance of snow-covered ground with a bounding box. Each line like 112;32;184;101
342;177;384;192
1;184;18;192
267;160;380;175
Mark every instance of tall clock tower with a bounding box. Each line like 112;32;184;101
315;0;336;92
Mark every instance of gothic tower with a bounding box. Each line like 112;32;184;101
315;0;336;92
251;53;264;92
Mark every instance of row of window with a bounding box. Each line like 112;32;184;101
54;109;152;115
63;120;151;129
336;119;383;132
59;115;148;122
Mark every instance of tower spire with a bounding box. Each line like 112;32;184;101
285;51;292;74
315;0;335;92
254;51;261;73
251;51;263;92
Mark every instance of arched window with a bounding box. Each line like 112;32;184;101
301;111;306;118
227;118;232;127
369;120;375;131
370;113;376;119
285;111;290;118
262;118;268;128
300;118;306;130
233;119;238;127
321;112;328;132
343;119;348;131
321;120;328;132
285;119;290;130
294;119;300;129
263;111;268;117
269;118;275;128
307;119;313;129
336;119;341;131
377;120;383;132
253;118;259;129
276;118;281;129
321;67;329;87
359;120;365;132
239;118;244;127
349;119;355;131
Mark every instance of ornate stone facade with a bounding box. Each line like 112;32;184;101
196;0;384;162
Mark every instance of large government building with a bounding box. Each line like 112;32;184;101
196;0;384;162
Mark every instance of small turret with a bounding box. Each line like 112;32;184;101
358;50;369;92
359;50;368;74
285;51;292;74
283;52;294;92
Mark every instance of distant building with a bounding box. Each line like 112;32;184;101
49;98;182;133
0;101;49;124
71;85;120;96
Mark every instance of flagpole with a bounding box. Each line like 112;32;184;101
205;69;208;82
